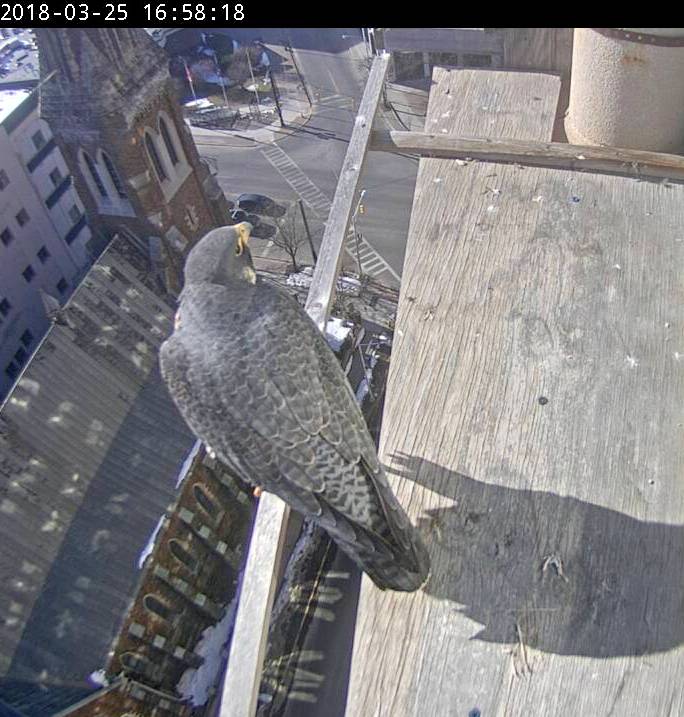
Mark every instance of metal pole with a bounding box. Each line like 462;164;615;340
268;68;286;127
353;227;363;277
357;343;374;400
361;28;371;59
298;199;317;263
286;43;313;107
212;50;229;106
183;57;197;102
245;47;261;118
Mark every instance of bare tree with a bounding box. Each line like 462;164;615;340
273;204;307;273
225;46;264;86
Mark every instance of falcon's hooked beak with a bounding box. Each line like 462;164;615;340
235;222;257;284
236;222;252;255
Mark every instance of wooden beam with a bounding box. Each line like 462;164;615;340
370;130;684;182
219;52;390;717
305;53;390;330
220;496;290;716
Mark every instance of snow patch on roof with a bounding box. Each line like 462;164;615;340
136;515;165;569
177;568;245;706
175;439;202;488
325;317;353;352
0;88;30;123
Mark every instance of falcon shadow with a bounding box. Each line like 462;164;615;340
386;453;684;658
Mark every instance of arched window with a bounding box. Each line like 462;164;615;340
169;538;197;570
101;151;127;198
159;117;179;166
144;133;167;182
120;651;148;672
193;484;219;518
143;593;172;620
83;151;108;198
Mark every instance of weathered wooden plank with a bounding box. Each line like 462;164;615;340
421;68;560;140
349;65;684;716
305;53;389;330
501;27;574;77
220;495;291;716
370;130;684;182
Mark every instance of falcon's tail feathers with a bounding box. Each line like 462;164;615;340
357;525;431;592
325;473;431;593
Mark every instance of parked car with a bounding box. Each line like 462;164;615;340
250;221;276;240
229;208;261;227
236;193;283;216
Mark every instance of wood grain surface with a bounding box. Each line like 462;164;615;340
347;67;684;716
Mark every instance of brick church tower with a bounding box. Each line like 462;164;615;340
34;28;229;291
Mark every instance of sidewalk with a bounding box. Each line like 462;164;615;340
189;47;313;147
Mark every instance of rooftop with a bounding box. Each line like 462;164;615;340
0;88;30;123
0;237;196;711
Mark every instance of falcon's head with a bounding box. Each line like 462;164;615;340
183;223;257;287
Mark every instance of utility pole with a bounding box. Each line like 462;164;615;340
286;42;313;107
268;69;286;127
298;200;317;263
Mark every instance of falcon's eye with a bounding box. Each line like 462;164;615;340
235;241;243;257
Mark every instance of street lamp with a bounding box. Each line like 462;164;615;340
245;45;261;119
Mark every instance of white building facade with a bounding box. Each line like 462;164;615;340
0;86;93;400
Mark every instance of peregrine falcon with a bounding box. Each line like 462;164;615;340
160;223;430;591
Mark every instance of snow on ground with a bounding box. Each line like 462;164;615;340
136;515;165;569
87;669;109;687
325;317;353;352
184;97;214;110
175;439;202;488
285;268;313;290
355;378;370;404
356;349;379;405
285;269;361;296
177;567;246;706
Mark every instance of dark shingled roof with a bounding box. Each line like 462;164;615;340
0;237;196;715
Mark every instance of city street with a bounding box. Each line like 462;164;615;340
188;28;419;286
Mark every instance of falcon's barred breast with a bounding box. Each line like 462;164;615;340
160;224;430;591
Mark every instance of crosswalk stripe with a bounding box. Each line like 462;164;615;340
261;143;400;282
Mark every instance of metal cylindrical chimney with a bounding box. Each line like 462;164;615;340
565;28;684;153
